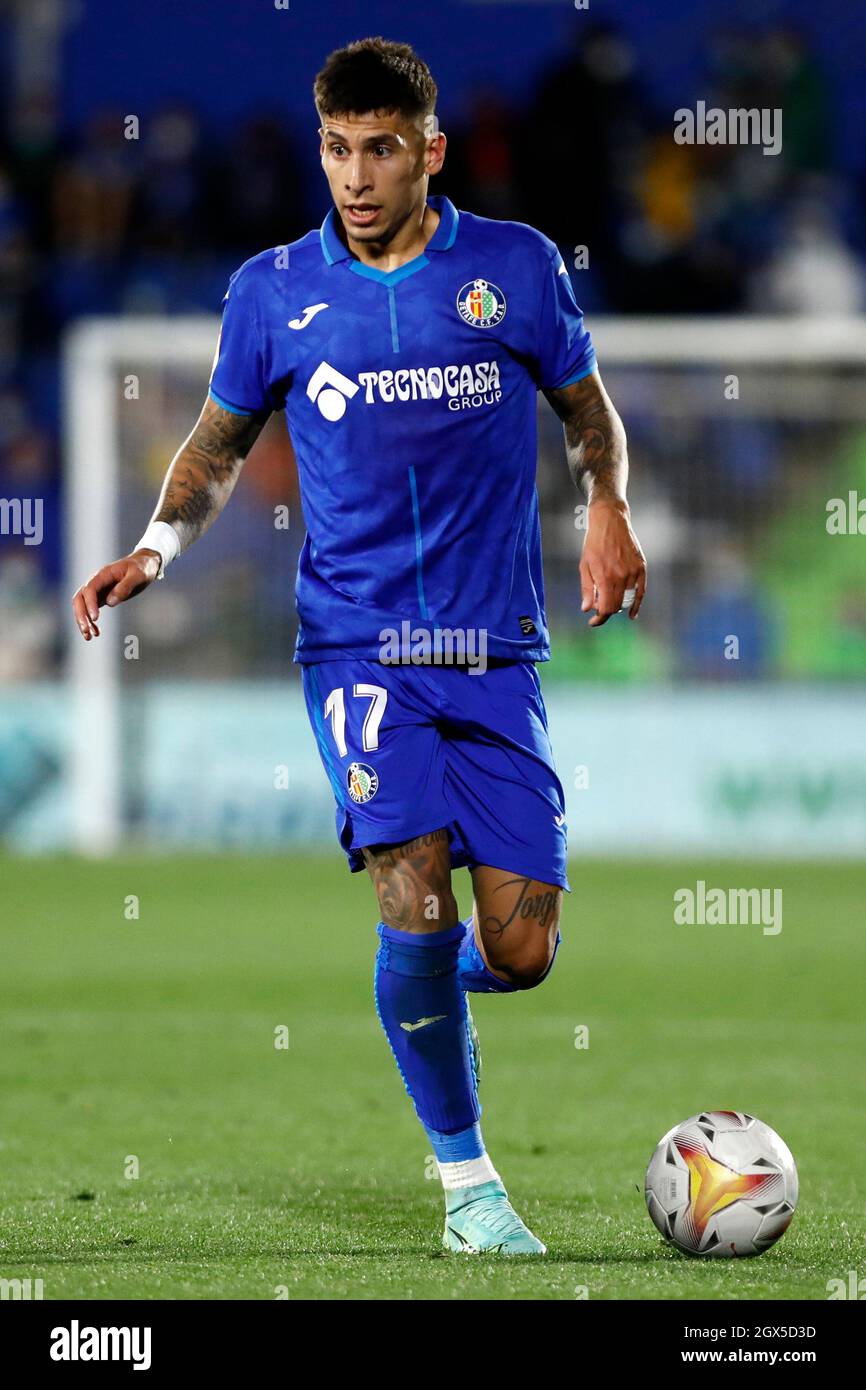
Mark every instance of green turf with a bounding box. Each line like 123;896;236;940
0;854;862;1300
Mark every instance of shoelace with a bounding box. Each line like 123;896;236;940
460;1193;528;1239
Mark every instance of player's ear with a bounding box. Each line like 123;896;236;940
425;129;446;177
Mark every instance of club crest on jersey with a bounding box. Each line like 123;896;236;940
347;761;379;804
457;279;506;328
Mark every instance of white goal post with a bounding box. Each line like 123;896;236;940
64;318;218;854
63;314;866;855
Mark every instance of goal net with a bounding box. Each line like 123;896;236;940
63;315;866;856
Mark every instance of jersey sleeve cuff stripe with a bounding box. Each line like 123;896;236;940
208;387;256;416
544;354;597;391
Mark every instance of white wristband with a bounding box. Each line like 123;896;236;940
134;521;182;580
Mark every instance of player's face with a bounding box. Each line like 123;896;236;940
318;110;443;247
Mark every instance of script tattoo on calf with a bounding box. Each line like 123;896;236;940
481;875;560;939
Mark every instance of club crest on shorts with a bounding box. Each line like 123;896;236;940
347;761;379;804
457;278;506;328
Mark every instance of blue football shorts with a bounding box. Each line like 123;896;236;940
301;658;569;890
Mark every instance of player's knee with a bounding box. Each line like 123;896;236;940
372;869;459;933
491;932;558;989
363;830;458;933
501;910;563;988
414;868;458;931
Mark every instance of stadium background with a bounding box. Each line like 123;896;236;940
2;0;866;854
1;0;865;1301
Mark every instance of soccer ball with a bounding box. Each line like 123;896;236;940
644;1110;798;1258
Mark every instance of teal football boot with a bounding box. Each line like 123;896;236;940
443;1179;547;1255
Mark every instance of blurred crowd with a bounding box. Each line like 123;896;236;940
1;21;865;679
447;24;862;314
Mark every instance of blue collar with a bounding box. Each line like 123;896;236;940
319;195;459;279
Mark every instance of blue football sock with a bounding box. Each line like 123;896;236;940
373;921;481;1137
457;916;562;992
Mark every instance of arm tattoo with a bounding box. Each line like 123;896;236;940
363;829;455;931
150;396;267;550
543;370;629;506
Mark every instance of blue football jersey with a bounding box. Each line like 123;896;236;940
208;194;596;663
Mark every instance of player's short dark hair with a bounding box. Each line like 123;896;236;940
314;37;437;123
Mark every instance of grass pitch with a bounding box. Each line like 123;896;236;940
0;853;862;1300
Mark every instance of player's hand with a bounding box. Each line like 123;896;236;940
580;498;647;626
72;550;161;640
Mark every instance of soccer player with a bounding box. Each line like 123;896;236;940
72;37;646;1255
